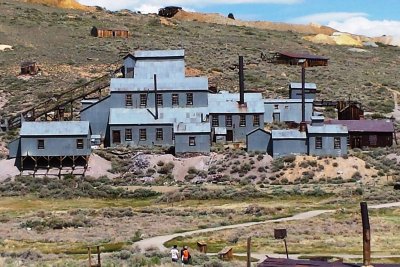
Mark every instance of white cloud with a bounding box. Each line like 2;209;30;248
328;17;400;38
77;0;302;12
291;12;400;40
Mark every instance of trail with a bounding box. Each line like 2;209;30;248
135;202;400;261
386;87;400;121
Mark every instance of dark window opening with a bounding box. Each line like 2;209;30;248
226;115;232;127
172;94;179;106
140;94;147;107
212;116;219;127
76;139;84;149
156;128;163;141
37;139;44;149
189;136;196;146
125;129;132;141
186;93;193;106
125;94;132;106
239;115;246;127
253;115;260;127
315;137;322;149
334;137;341;149
140;129;147;141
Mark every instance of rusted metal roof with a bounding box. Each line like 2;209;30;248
326;120;394;133
258;257;400;267
20;61;36;67
277;51;329;60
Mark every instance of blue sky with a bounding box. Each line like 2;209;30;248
78;0;400;38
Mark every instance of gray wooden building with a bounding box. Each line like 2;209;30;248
208;92;265;142
8;121;91;171
246;128;271;153
264;99;313;124
307;116;348;156
289;82;317;99
271;129;307;157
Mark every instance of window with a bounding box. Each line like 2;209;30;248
139;129;146;141
347;136;350;146
334;137;341;149
284;105;289;109
37;139;44;149
186;93;193;105
226;115;232;127
253;115;260;127
125;129;132;141
189;136;196;146
140;94;147;107
76;139;84;149
156;128;163;141
212;116;219;127
315;137;322;149
156;93;163;107
274;104;279;110
239;115;246;127
172;94;179;106
125;94;132;106
369;135;377;146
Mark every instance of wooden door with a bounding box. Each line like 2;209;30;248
112;130;121;144
226;130;233;142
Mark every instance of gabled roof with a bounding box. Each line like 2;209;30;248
264;98;314;104
247;127;271;136
259;257;399;267
20;121;90;136
110;77;208;92
289;82;317;89
326;120;394;133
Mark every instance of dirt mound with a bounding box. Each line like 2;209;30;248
25;0;92;10
173;10;336;35
304;32;363;47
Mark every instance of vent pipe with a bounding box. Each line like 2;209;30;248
154;74;158;120
239;56;245;105
301;64;306;123
361;202;373;267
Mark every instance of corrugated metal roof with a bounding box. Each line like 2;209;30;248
208;93;264;114
175;122;210;133
290;82;317;89
307;124;348;134
110;77;208;92
272;129;307;139
109;108;210;133
259;257;399;267
134;49;184;58
278;51;329;60
264;99;314;103
20;121;90;136
326;120;394;133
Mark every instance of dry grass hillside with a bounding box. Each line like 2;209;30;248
174;10;336;35
25;0;91;10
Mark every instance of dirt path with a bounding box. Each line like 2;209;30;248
135;202;400;257
387;87;400;121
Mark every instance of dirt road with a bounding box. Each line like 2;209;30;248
136;202;400;259
387;87;400;121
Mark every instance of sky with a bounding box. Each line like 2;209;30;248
77;0;400;38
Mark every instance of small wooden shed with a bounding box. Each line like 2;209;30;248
337;102;364;120
218;247;233;261
20;61;39;75
197;241;207;253
91;26;129;38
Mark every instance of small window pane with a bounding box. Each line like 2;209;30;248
125;129;132;141
157;94;163;107
76;139;84;149
189;136;196;146
140;94;147;107
172;94;179;106
140;129;146;141
253;115;260;127
315;137;322;149
156;128;163;141
226;115;232;127
334;137;341;149
212;116;219;127
239;115;246;127
37;139;44;149
186;93;193;105
125;94;132;106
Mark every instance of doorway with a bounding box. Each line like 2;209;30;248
112;130;121;144
226;130;233;142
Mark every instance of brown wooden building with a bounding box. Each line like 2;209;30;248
326;119;395;148
337;101;364;120
20;61;39;75
91;26;129;38
273;51;329;67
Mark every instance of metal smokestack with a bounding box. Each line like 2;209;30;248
361;202;373;267
239;56;245;105
154;74;158;120
301;62;306;123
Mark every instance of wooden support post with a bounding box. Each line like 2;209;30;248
247;237;251;267
97;245;101;267
70;101;73;120
88;247;92;267
72;155;75;170
361;202;373;267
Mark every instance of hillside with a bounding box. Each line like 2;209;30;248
25;0;91;10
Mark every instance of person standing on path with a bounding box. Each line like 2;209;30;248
181;245;191;266
171;245;179;263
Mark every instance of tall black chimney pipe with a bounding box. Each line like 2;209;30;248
301;64;306;123
154;74;158;120
239;56;245;105
360;202;372;267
